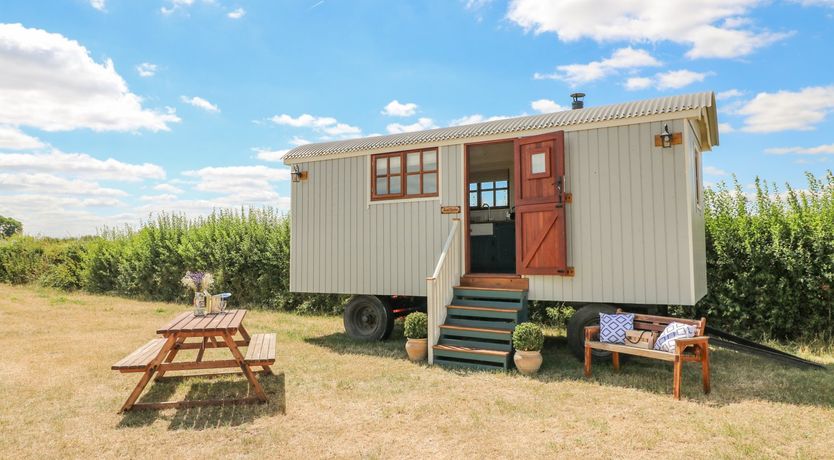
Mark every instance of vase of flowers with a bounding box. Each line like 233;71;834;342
181;271;215;316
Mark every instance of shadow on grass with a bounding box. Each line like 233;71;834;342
304;324;407;360
117;372;286;430
308;330;834;408
533;336;834;408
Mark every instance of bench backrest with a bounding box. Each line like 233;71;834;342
616;309;706;336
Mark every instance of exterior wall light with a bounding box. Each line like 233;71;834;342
654;124;681;148
291;165;308;182
660;124;673;148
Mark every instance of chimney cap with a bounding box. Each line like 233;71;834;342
570;92;585;110
570;92;586;99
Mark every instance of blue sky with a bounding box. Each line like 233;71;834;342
1;0;833;236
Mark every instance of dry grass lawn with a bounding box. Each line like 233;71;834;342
1;284;834;459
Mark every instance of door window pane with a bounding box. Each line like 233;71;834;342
531;152;546;174
423;151;437;171
376;158;387;176
469;182;478;191
406;174;420;194
389;175;401;194
423;173;437;194
406;152;421;172
376;177;388;195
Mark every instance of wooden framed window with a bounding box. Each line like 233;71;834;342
371;149;438;200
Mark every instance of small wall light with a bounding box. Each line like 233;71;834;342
291;165;308;182
660;124;673;148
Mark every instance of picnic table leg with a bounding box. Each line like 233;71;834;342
672;355;682;400
156;337;185;379
120;335;177;413
196;337;208;363
612;352;620;372
701;344;711;394
238;324;251;343
220;332;267;402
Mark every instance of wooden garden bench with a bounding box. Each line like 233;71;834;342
584;310;710;400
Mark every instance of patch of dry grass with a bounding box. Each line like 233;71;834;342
1;284;833;458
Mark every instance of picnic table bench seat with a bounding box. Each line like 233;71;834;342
244;333;276;367
112;338;167;372
584;309;710;400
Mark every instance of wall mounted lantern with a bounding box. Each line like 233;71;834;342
291;165;308;183
654;123;682;148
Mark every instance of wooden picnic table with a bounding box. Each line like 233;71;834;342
112;309;275;412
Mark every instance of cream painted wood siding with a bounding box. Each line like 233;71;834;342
290;145;464;296
526;119;703;305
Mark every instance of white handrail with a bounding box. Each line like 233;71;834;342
426;219;462;364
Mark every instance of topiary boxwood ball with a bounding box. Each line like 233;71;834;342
513;322;544;352
404;312;428;339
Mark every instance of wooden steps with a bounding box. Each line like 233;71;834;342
433;285;528;371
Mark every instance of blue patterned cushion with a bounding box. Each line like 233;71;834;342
599;313;634;344
654;322;697;353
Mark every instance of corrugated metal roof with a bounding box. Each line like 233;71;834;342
283;91;717;161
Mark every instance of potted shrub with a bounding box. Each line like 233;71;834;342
403;312;428;362
512;322;544;375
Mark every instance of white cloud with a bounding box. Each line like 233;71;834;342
656;70;710;90
153;183;184;194
382;100;418;117
625;69;711;91
465;0;493;9
136;62;157;77
533;47;660;85
0;150;165;181
738;85;834;133
505;0;789;59
0;126;44;150
271;113;361;137
0;173;128;197
625;77;653;91
386;117;438;134
227;7;246;19
718;122;735;133
183;165;291;195
140;193;178;202
161;0;196;15
254;148;289;162
181;96;220;113
450;114;513;126
703;165;728;176
290;136;311;146
530;99;566;114
717;89;743;100
765;143;834;155
0;23;180;132
90;0;106;11
793;0;834;7
0;194;134;236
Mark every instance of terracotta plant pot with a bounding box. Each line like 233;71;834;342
513;350;543;375
405;338;428;362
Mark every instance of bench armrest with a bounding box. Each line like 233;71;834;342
675;336;709;353
584;325;600;342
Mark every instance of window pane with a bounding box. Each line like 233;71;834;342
389;175;401;194
376;158;387;176
406;174;420;194
469;182;478;191
406;152;421;173
531;152;546;174
423;151;437;171
376;177;388;195
482;192;494;207
496;189;508;207
389;156;401;174
469;191;478;207
423;173;437;194
496;180;508;188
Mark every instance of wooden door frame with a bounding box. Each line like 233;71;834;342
462;137;517;275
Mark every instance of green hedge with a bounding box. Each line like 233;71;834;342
2;171;834;339
0;209;344;314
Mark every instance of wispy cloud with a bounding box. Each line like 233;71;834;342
227;7;245;19
386;117;437;134
534;47;660;86
381;100;418;117
738;85;834;132
271;113;361;137
625;69;712;91
765;143;834;155
136;62;158;77
181;96;220;113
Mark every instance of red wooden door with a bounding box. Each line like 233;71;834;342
514;132;568;275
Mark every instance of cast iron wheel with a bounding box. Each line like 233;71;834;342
566;303;619;361
343;295;395;341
